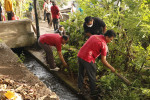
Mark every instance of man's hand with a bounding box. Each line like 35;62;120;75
63;62;68;67
101;55;116;73
86;33;92;37
111;67;115;73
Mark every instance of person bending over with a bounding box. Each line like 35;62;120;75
38;34;69;71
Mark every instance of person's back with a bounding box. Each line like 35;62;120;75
38;34;69;71
51;4;59;19
4;0;12;12
40;34;62;51
78;35;107;63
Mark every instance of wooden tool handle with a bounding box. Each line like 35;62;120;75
115;72;131;85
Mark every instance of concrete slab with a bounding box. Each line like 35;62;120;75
0;19;36;48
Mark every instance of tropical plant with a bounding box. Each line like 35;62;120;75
58;0;150;99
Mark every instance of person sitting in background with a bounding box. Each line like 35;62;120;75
55;25;66;36
38;34;69;71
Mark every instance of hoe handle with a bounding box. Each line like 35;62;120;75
114;72;131;85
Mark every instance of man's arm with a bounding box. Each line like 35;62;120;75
101;55;115;72
57;51;68;67
86;33;92;37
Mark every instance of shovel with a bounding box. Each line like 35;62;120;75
114;72;131;85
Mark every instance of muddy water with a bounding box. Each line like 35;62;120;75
23;54;80;100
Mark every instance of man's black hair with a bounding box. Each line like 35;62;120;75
62;35;69;41
85;16;93;24
104;30;116;37
52;1;56;6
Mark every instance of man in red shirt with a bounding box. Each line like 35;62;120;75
38;34;69;71
51;1;62;32
77;30;116;96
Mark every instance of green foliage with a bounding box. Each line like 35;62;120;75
38;0;44;9
141;88;150;97
56;0;150;99
0;39;2;42
17;52;25;63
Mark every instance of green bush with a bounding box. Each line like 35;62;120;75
57;0;150;99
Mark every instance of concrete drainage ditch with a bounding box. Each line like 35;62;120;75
12;48;81;100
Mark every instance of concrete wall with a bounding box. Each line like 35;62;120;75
0;19;36;48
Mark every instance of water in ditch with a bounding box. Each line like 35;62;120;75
23;54;81;100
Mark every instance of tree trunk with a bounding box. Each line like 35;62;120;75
34;0;40;40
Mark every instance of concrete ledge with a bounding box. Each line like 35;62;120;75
0;19;36;48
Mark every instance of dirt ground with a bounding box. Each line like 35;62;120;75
32;20;55;35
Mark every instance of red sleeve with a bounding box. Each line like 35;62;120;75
101;42;108;56
56;43;61;52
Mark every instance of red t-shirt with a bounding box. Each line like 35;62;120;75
78;35;108;63
51;5;59;19
39;34;62;52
